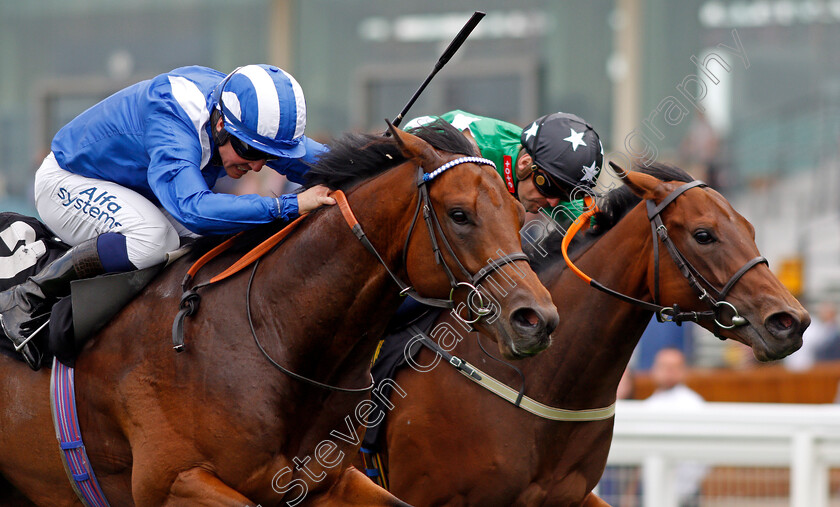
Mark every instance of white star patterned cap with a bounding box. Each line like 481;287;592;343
520;112;603;189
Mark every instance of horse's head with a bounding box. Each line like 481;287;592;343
389;123;559;359
618;165;809;361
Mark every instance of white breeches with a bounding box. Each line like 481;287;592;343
33;153;196;269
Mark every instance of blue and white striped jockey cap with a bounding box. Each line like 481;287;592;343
212;64;308;158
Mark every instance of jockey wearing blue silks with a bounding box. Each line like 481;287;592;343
0;65;336;368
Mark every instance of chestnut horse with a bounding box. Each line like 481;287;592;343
0;122;559;506
375;163;809;506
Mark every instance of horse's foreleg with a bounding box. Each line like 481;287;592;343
580;491;611;507
158;468;255;507
307;466;412;507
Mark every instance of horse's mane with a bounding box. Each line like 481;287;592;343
186;120;478;259
304;119;477;191
527;162;695;275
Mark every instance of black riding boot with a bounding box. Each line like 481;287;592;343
0;238;105;369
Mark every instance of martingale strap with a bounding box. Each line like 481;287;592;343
50;358;111;507
412;327;616;422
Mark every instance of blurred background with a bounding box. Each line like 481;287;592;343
2;0;840;504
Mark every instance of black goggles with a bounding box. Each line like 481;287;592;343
531;167;568;198
218;94;278;161
228;133;278;161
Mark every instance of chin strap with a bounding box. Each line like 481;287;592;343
210;108;229;147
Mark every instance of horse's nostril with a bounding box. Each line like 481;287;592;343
512;308;541;329
776;313;794;330
767;312;798;335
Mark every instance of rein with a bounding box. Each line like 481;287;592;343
561;180;767;334
336;156;530;324
172;214;308;352
170;213;377;392
171;155;531;392
245;258;375;392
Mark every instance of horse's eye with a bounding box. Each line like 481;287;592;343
449;209;469;225
693;230;715;244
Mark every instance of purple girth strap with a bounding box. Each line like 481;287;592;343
50;358;110;507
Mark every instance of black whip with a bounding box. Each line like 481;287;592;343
389;11;485;129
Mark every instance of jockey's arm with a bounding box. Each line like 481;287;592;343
146;117;294;234
149;159;292;235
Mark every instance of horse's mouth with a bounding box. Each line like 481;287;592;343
730;318;804;362
475;305;555;360
495;325;552;360
753;332;803;361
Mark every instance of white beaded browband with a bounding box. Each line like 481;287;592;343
422;156;496;183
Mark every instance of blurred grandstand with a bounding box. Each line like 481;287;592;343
3;1;837;301
2;1;840;504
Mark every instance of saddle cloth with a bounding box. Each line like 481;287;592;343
0;212;176;368
361;306;441;452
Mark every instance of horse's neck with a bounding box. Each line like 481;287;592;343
254;166;418;387
526;204;655;408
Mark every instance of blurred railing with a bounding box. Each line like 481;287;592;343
600;401;840;507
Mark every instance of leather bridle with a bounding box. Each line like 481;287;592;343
175;156;532;392
646;181;767;330
246;155;532;393
337;156;530;325
562;181;767;335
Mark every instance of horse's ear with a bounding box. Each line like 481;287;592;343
622;171;664;201
386;120;445;170
609;161;628;178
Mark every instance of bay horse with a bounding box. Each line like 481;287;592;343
0;122;559;506
376;163;809;506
